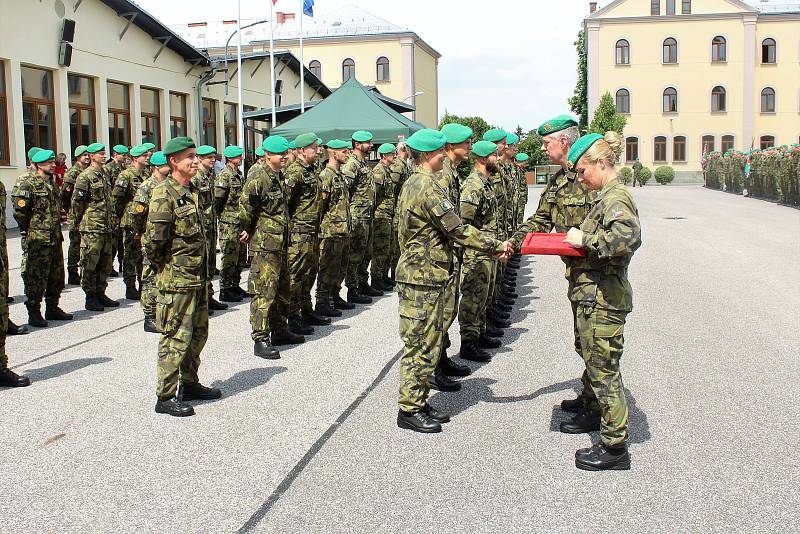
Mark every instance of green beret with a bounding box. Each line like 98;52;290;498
142;143;156;151
73;145;87;157
316;137;323;145
482;128;507;143
515;153;530;162
27;147;42;160
255;147;266;157
471;141;497;158
288;141;297;149
351;130;374;143
347;141;353;149
32;149;55;164
406;128;447;152
325;139;349;149
262;135;290;154
506;133;520;145
294;133;319;149
150;151;167;166
162;137;196;156
196;145;216;156
86;143;106;154
130;145;148;157
440;123;473;144
378;143;396;155
537;115;578;136
223;146;244;159
112;144;129;155
567;133;603;166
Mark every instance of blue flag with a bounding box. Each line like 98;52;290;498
303;0;314;17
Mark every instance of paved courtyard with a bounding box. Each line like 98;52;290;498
1;184;798;533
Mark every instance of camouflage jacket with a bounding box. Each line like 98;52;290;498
390;158;410;226
372;162;395;220
145;176;207;291
395;168;502;288
342;153;374;220
490;171;508;238
440;157;461;216
71;167;114;234
460;168;499;240
12;172;63;244
214;165;245;225
0;181;7;273
191;168;216;236
103;159;125;187
112;166;147;229
284;158;322;233
319;165;351;238
571;178;641;312
517;165;529;210
239;165;290;253
61;163;84;215
132;174;166;253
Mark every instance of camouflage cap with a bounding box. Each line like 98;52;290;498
406;129;447;152
567;133;603;166
377;143;396;155
262;135;291;154
196;145;217;156
325;139;349;149
162;137;196;156
73;145;88;157
130;145;148;157
537;115;578;136
223;145;244;158
482;128;507;143
294;133;318;148
440;123;473;144
27;147;43;160
149;151;167;166
515;153;530;162
86;143;106;154
31;149;55;164
471;141;497;158
351;130;374;143
112;144;129;154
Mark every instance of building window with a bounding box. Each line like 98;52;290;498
761;38;776;64
169;92;187;138
711;86;726;112
67;74;96;157
760;135;775;149
702;135;715;154
721;135;735;153
0;61;8;165
202;98;217;146
682;0;691;14
376;56;390;81
663;38;678;63
712;36;726;62
21;65;56;153
666;0;675;15
107;80;130;148
342;58;355;82
140;86;161;147
615;40;630;65
651;0;660;15
654;136;667;162
224;102;237;145
663;87;678;113
309;60;321;79
625;137;639;162
761;87;775;112
673;136;686;162
616;89;630;113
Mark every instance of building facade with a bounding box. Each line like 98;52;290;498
586;0;800;177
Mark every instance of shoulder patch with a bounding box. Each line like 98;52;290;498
16;199;26;208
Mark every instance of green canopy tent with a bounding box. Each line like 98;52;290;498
269;77;425;143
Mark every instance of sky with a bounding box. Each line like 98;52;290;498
132;0;590;132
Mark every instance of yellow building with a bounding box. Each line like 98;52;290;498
177;5;441;127
586;0;800;178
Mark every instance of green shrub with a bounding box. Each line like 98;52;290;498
619;167;632;185
654;166;675;185
640;166;651;185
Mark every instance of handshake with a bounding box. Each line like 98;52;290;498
495;241;514;263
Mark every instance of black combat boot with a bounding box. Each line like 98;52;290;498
333;294;356;309
491;307;511;320
302;309;331;326
288;315;314;335
360;283;383;297
428;369;461;392
109;268;119;277
25;302;48;328
439;349;471;377
155;397;194;417
560;409;602;434
484;324;504;338
560;396;585;414
488;312;511;329
477;334;502;349
382;277;395;290
45;300;73;321
397;410;442;433
422;403;451;424
0;367;31;387
6;320;29;335
234;286;251;299
98;293;120;307
181;382;222;401
316;299;341;318
254;340;281;359
85;294;104;312
143;314;160;333
346;287;372;304
219;288;243;302
501;288;519;300
270;328;305;346
459;340;492;363
495;301;513;313
67;268;81;286
209;297;228;311
575;443;630;471
125;285;141;300
498;296;515;307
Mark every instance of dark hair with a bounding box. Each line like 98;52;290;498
409;147;426;165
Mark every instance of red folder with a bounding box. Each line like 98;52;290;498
520;232;586;257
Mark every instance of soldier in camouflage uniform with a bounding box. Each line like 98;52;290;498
62;145;89;285
214;146;247;302
72;143;120;312
514;153;530;227
111;145;149;300
240;136;304;360
284;133;329;335
389;143;410;282
145;137;221;418
370;143;397;292
104;144;128;276
315;140;353;317
562;132;641;471
194;145;227;313
11;150;73;327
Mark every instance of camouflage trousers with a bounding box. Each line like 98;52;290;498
79;232;113;296
287;232;319;316
22;241;65;305
459;251;495;340
397;282;445;413
441;259;461;351
111;226;124;268
249;251;290;342
370;217;392;283
316;235;347;304
67;227;81;270
155;287;207;400
0;255;8;368
346;218;371;288
121;229;143;288
576;304;629;447
389;219;400;278
205;230;217;299
219;222;246;290
140;262;158;316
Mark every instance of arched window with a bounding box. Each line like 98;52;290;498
663;87;678;112
654;136;667;162
342;58;355;82
309;60;321;79
721;135;735;153
760;135;775;149
761;87;775;112
625;137;639;161
615;40;630;65
673;136;686;161
761;38;776;63
663;38;678;63
711;86;726;112
712;36;726;62
616;89;630;113
376;56;390;81
702;135;715;154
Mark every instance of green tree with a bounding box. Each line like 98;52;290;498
589;91;626;138
517;130;548;167
438;112;497;140
568;28;588;130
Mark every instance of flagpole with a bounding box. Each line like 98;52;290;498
299;0;305;113
269;0;277;127
236;0;244;154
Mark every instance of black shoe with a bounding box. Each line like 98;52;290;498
382;278;395;290
6;296;12;304
6;320;29;336
347;288;372;304
289;315;314;335
155;398;195;417
488;314;511;329
45;305;73;321
484;324;504;338
302;310;331;326
498;297;515;307
439;353;471;377
477;334;502;349
492;308;511;320
125;286;141;300
316;301;342;317
234;286;251;298
560;410;601;434
143;315;160;333
67;269;81;286
0;367;31;387
26;304;48;328
361;284;383;297
333;295;356;309
98;294;120;307
397;410;442;433
428;369;462;392
561;396;585;414
109;269;119;277
501;289;519;299
575;443;630;471
504;274;518;283
85;296;104;312
459;340;492;363
219;288;243;302
181;382;222;401
423;403;451;424
209;297;228;311
495;302;513;312
271;328;305;346
254;340;281;359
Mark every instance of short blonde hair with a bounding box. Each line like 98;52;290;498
582;131;623;167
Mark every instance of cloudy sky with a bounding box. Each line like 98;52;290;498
133;0;590;132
